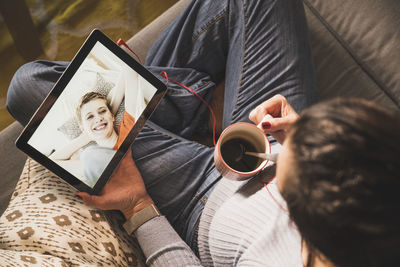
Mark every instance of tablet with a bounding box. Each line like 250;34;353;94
16;29;167;195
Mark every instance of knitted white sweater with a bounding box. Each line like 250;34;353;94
135;167;302;266
197;174;302;266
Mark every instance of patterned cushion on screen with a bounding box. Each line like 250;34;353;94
57;73;125;140
93;72;115;96
0;158;146;266
57;116;82;140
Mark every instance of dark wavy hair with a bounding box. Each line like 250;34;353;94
281;98;400;267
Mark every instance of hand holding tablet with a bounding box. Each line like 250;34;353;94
16;29;167;194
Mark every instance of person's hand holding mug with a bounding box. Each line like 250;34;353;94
249;94;299;144
76;149;154;220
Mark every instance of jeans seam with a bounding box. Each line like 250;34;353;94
192;166;215;200
179;172;220;246
192;10;227;43
166;80;212;95
230;0;248;123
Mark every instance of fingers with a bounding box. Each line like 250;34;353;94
257;113;298;144
249;94;286;124
260;116;297;133
249;94;299;143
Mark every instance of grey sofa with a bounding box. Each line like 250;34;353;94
1;0;399;216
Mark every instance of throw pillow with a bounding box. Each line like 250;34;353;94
0;249;68;266
0;158;145;266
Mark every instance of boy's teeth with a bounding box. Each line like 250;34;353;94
94;124;106;130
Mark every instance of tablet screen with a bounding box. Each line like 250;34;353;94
17;30;167;194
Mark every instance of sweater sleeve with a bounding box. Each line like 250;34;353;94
134;216;203;267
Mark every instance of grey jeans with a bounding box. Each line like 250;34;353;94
7;0;317;251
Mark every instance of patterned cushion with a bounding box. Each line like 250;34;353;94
0;250;68;266
0;158;146;266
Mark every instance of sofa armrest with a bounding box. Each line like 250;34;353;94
0;121;26;216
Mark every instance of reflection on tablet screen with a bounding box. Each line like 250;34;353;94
27;42;157;188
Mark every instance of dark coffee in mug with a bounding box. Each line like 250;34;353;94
214;122;270;180
220;138;262;172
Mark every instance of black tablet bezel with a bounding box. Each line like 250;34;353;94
16;29;167;195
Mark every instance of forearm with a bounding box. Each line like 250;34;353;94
76;151;201;266
135;216;202;267
49;134;90;160
107;74;125;115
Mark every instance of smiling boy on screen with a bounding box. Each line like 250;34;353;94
76;92;135;150
49;67;145;186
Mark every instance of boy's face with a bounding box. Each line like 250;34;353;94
80;98;115;141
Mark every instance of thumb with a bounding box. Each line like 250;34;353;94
76;192;105;209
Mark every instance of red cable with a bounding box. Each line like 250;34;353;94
116;38;217;146
160;71;217;146
118;38;293;224
261;176;289;213
117;38;143;65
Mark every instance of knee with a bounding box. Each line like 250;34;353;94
7;62;36;112
6;60;68;125
6;61;44;124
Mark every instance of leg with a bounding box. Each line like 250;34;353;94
7;60;68;126
131;121;217;231
144;0;229;137
146;0;317;129
146;66;217;138
223;0;317;126
146;1;229;83
6;61;216;139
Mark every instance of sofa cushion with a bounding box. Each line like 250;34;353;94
0;158;146;266
0;122;26;216
0;250;68;266
304;0;400;110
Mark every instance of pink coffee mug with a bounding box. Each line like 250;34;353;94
214;122;271;180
